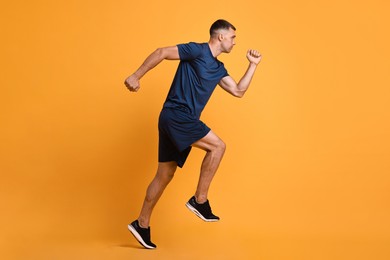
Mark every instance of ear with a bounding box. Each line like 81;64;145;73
218;33;224;41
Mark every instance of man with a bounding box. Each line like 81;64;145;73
124;19;262;249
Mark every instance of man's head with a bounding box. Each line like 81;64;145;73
209;19;236;53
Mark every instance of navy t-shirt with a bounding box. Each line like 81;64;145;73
163;42;229;119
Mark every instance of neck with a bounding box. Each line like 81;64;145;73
208;39;222;58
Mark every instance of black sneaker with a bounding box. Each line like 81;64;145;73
127;220;157;249
185;196;220;222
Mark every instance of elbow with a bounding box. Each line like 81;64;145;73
233;90;245;98
154;48;166;59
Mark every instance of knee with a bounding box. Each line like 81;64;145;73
165;169;176;180
157;168;175;181
215;139;226;154
220;139;226;152
156;163;177;180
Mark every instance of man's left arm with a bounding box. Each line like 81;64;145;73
219;49;262;98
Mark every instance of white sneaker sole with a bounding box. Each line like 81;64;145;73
185;202;219;222
127;224;156;249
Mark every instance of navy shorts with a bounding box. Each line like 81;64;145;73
158;107;210;168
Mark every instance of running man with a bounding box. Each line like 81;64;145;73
124;19;262;249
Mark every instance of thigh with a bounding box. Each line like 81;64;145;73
191;130;224;152
159;108;210;152
158;128;192;168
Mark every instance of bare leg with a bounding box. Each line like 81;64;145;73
137;161;177;228
192;131;226;203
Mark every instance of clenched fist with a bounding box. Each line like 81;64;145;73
246;49;262;65
124;74;140;92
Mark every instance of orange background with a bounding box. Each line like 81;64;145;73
1;0;389;259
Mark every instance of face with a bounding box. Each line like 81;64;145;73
220;28;236;53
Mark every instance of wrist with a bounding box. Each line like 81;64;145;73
133;70;142;80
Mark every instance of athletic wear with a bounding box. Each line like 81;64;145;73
128;220;157;249
158;107;210;167
186;196;220;222
158;42;228;167
163;42;228;119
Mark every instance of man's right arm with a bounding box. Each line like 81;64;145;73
124;46;179;92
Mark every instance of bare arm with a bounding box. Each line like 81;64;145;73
219;49;262;98
124;46;180;92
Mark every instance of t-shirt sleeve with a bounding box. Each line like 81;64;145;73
220;62;229;78
177;42;202;61
223;68;229;78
